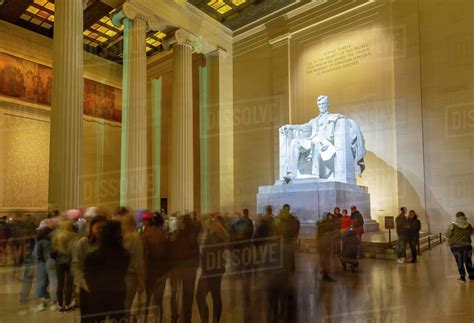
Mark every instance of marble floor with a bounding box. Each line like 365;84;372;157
0;244;473;323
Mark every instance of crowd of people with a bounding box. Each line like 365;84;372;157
315;206;365;282
0;204;472;322
0;204;301;323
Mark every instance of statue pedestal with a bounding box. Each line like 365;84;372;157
257;178;379;235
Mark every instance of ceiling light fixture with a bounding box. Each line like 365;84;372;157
207;0;246;15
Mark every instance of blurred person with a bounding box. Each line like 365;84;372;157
445;211;474;282
396;207;410;264
231;209;254;242
317;213;336;282
269;204;300;322
23;214;37;233
143;212;169;323
333;207;342;256
65;209;83;236
51;219;79;312
350;206;364;257
113;206;130;220
83;221;130;322
71;214;107;319
407;210;421;263
10;213;28;272
120;213;146;322
254;205;275;244
340;227;359;272
0;215;12;264
229;209;254;322
340;209;351;233
138;210;154;234
339;209;358;272
169;213;201;323
196;215;229;323
274;204;300;272
18;235;36;310
252;206;276;322
33;220;58;311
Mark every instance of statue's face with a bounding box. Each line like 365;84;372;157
317;96;329;113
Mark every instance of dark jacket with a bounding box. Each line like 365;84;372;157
407;216;421;240
85;248;130;312
396;214;410;238
253;214;275;244
231;217;254;242
350;211;364;235
169;216;201;267
317;218;336;252
143;226;169;277
0;221;12;247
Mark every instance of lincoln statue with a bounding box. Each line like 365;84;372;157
279;95;366;184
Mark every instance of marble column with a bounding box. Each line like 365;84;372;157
164;29;201;214
113;2;161;210
48;0;84;211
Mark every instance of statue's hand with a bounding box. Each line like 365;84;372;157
280;125;295;134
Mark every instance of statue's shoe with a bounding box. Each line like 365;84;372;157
284;172;296;183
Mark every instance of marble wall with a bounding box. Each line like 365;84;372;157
0;21;123;211
418;0;474;233
232;0;474;232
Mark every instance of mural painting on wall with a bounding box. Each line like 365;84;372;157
0;52;122;122
84;79;122;122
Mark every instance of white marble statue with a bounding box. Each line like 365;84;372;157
279;95;366;184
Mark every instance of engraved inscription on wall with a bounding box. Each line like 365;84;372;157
306;42;372;76
2;115;49;208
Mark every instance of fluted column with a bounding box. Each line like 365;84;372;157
48;0;84;211
165;29;202;214
113;2;161;210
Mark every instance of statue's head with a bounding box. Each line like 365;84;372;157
317;95;330;113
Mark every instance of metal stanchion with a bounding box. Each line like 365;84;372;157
439;232;442;244
428;235;431;250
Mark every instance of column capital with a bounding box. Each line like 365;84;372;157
163;29;203;53
112;1;164;31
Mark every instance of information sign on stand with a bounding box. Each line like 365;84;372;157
385;216;395;243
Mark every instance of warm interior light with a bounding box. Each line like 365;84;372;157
217;4;232;14
33;0;47;6
207;0;237;15
232;0;246;6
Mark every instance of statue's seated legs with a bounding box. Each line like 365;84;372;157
288;138;321;178
288;138;302;176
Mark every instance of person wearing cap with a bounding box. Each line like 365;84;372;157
33;220;58;311
138;212;154;234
